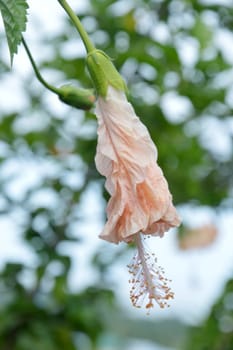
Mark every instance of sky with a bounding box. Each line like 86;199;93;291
0;1;233;349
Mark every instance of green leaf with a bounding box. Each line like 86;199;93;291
0;0;29;64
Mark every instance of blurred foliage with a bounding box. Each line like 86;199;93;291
184;279;233;350
0;0;233;349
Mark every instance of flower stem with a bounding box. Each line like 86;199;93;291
21;36;60;95
57;0;95;53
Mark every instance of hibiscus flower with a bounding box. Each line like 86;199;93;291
94;85;181;310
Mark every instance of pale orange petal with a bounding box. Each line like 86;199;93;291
95;86;180;243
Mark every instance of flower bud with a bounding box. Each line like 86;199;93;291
86;49;126;97
58;85;96;110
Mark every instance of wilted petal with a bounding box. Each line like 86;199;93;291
95;86;180;244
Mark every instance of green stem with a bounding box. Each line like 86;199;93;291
57;0;95;53
21;36;60;95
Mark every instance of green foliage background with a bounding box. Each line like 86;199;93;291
0;0;233;349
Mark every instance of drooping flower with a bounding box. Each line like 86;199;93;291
95;86;180;310
87;50;181;311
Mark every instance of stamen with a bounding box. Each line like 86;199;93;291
127;233;174;313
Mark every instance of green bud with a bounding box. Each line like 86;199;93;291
86;49;126;97
58;85;96;110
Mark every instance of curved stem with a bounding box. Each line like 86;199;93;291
22;36;60;95
57;0;95;53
